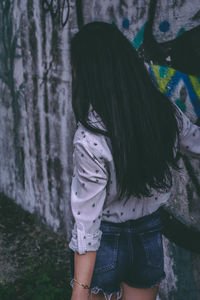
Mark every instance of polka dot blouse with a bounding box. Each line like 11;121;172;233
69;104;200;254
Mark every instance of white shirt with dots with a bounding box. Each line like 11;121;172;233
69;105;200;254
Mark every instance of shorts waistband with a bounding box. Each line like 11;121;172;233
101;208;161;228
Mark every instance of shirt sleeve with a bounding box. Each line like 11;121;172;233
177;106;200;157
69;135;108;254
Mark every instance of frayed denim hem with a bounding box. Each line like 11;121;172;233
70;279;123;300
124;273;166;289
90;286;122;300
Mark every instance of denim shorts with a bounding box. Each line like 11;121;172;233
70;209;166;299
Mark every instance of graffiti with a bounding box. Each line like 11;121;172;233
0;0;25;186
149;65;200;117
192;9;200;21
0;1;23;93
131;23;146;50
159;20;170;32
134;0;200;250
138;0;200;77
130;25;200;123
122;18;130;29
74;0;200;118
175;86;187;113
74;0;200;126
42;0;70;27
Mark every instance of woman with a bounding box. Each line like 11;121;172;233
69;21;200;300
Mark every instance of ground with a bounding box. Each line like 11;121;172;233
0;193;72;300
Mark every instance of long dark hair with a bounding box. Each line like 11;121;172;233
70;21;182;201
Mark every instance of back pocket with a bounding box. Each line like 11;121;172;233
139;229;164;268
93;232;120;273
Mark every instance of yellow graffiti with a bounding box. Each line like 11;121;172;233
189;75;200;98
151;65;176;93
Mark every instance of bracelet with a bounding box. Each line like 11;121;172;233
73;278;90;290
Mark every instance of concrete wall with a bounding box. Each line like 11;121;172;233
0;0;75;237
0;0;200;298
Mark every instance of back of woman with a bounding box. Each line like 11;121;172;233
69;21;200;300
